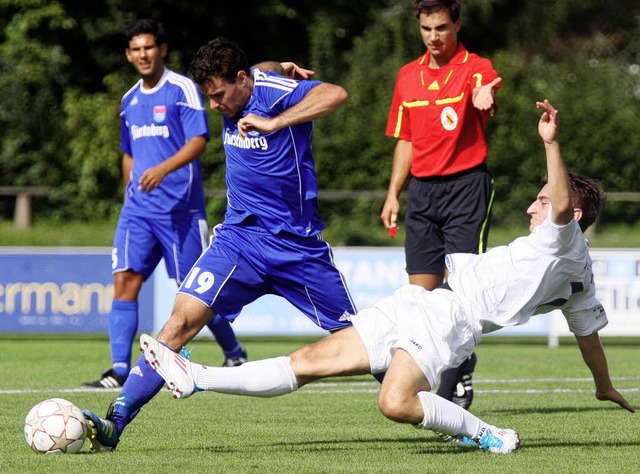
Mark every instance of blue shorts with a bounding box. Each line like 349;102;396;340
112;210;209;283
177;224;357;331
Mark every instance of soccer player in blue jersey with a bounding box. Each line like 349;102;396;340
82;20;246;389
82;36;357;450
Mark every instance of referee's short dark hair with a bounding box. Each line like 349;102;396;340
414;0;461;22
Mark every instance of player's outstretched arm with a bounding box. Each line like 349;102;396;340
575;332;635;413
237;83;347;137
536;100;573;227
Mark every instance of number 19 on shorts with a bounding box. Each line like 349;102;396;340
183;267;215;294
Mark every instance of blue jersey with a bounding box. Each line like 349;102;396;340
120;68;210;217
222;69;325;236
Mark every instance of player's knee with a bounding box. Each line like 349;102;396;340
113;271;144;299
378;390;411;423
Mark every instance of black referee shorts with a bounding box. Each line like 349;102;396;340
404;165;494;275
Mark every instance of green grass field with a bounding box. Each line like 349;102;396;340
1;335;638;473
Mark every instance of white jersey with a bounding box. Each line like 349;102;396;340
446;213;607;336
352;212;608;388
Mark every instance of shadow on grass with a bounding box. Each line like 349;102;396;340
201;436;480;456
510;438;640;451
198;434;640;455
483;405;634;415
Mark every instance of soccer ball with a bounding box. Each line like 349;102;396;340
24;398;88;454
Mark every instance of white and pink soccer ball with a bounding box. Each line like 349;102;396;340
24;398;87;454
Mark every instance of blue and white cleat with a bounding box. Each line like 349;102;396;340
82;408;119;452
223;345;248;367
140;334;201;399
477;426;520;454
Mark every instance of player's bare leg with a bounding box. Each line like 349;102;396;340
289;326;371;386
141;326;371;398
408;273;444;291
157;293;216;350
378;349;432;424
379;349;519;454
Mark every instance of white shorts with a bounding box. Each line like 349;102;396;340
351;285;480;388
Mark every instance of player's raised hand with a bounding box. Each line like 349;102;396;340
596;387;636;413
280;62;315;80
472;77;501;110
536;99;559;144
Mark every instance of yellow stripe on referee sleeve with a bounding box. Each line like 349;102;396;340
393;105;404;138
472;73;484;89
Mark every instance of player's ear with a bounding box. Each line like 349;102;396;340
158;42;168;59
573;208;583;223
237;70;248;85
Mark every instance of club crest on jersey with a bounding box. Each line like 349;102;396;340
440;106;458;131
153;105;167;123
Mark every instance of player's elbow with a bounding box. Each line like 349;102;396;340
319;82;347;105
335;86;348;106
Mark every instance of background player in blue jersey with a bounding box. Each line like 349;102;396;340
82;36;357;450
82;20;246;389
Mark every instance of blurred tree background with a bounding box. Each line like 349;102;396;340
1;0;639;244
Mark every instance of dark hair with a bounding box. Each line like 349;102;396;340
188;37;249;85
414;0;461;22
568;172;605;232
124;19;167;46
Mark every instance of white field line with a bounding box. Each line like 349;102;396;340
300;377;640;394
1;376;639;396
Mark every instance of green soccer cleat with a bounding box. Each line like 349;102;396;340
82;404;119;452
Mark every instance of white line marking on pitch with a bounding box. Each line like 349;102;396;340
1;377;638;396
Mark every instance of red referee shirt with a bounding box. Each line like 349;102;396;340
386;43;500;178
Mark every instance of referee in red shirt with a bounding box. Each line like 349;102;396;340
381;0;501;412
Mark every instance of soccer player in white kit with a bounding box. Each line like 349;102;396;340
141;100;635;453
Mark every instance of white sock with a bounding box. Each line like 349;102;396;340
416;391;489;440
193;356;299;397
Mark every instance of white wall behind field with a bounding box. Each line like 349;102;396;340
153;247;640;343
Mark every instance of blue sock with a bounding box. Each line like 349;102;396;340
206;315;243;357
110;354;165;436
108;299;138;379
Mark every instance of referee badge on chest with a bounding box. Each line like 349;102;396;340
440;106;458;131
153;105;167;123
